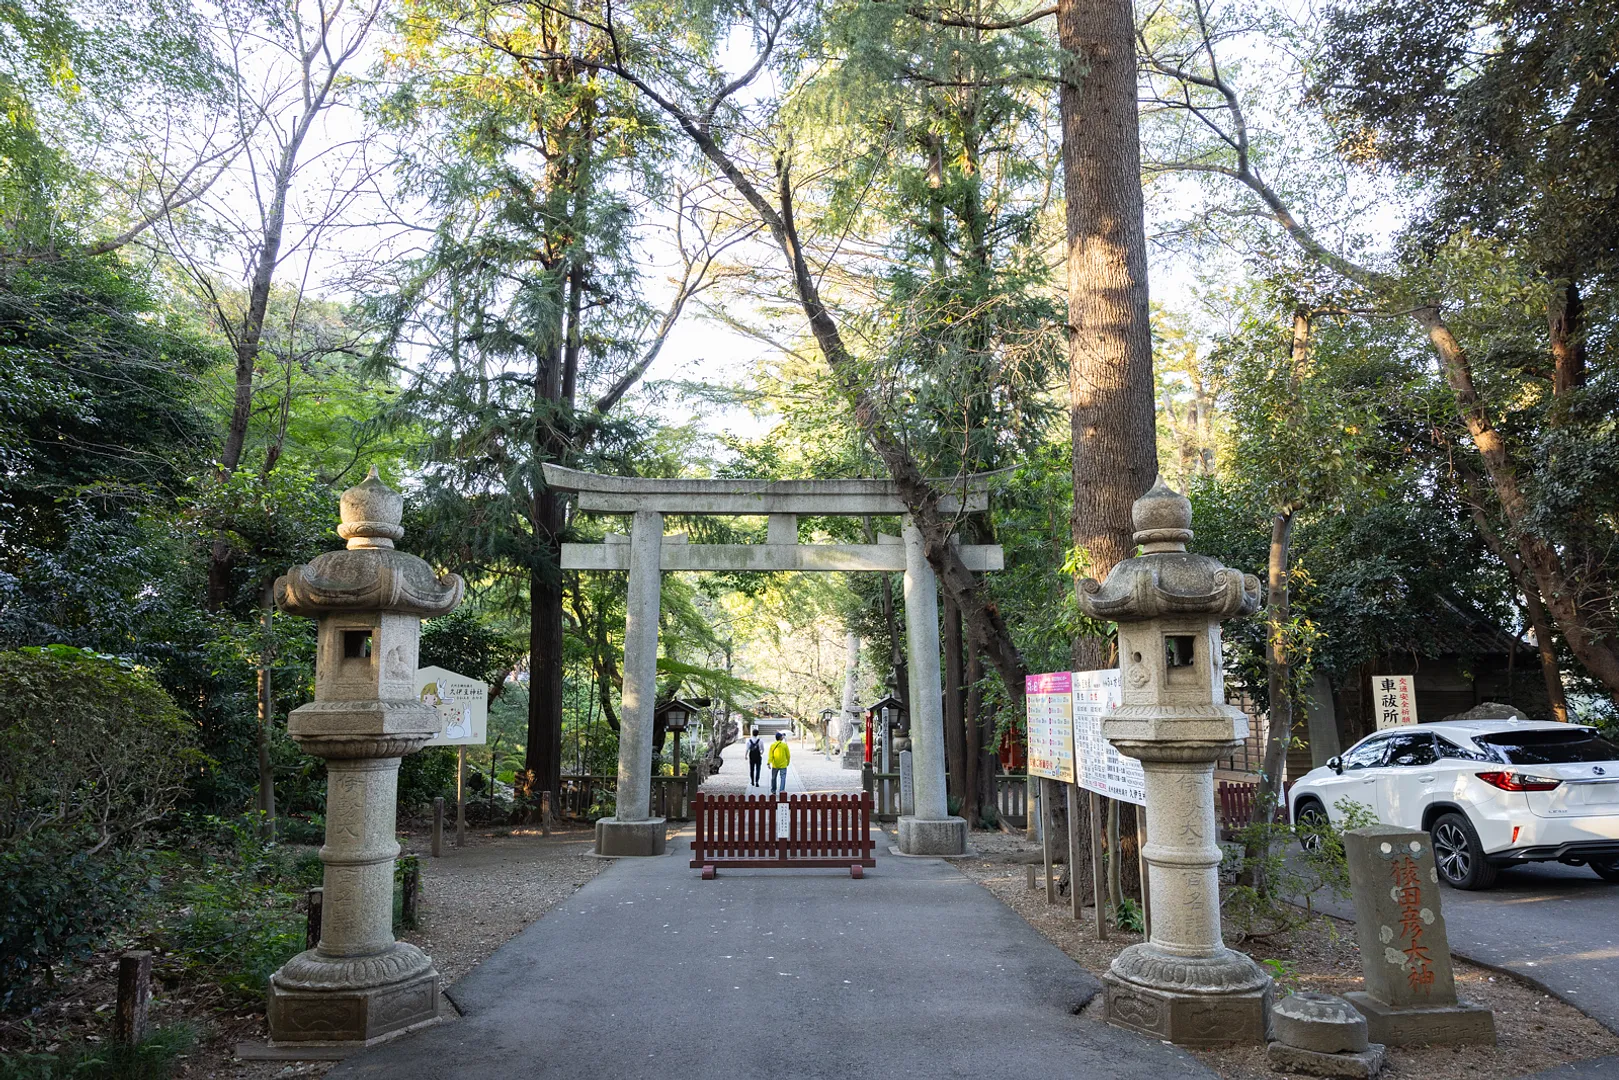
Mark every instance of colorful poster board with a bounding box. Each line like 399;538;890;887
1025;671;1075;783
417;665;489;746
1373;674;1418;730
1071;669;1146;806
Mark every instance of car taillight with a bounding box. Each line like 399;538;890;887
1476;771;1562;792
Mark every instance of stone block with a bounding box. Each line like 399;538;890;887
1266;1040;1386;1078
594;817;667;857
896;815;967;856
1344;991;1495;1047
1344;827;1462;1008
268;969;438;1045
1270;992;1370;1053
1103;971;1270;1047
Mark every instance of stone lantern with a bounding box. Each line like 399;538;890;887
267;467;464;1045
1077;477;1270;1046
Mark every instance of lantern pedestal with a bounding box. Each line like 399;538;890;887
1099;738;1270;1047
896;815;968;856
594;817;669;857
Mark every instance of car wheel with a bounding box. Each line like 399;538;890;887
1295;799;1329;852
1429;812;1498;890
1592;860;1619;883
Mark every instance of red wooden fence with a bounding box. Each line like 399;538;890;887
689;792;877;879
1215;779;1295;834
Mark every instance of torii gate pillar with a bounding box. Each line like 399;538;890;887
896;519;967;855
594;508;668;856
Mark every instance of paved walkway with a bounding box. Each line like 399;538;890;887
1308;860;1619;1035
702;734;863;797
330;833;1212;1080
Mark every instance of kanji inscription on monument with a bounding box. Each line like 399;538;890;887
1343;826;1494;1046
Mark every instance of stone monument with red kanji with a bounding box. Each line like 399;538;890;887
1343;826;1495;1045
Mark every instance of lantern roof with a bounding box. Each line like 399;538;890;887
275;467;464;618
1077;478;1260;622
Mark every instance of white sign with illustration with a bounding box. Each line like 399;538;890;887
416;665;489;746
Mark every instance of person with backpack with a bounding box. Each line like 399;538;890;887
768;731;791;795
746;727;764;788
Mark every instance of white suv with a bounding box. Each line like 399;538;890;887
1288;719;1619;890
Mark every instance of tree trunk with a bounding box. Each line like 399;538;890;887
881;572;909;704
964;646;983;826
1257;509;1294;814
256;598;276;840
1058;0;1160;671
943;593;967;805
1461;488;1570;723
1238;509;1294;887
525;492;567;801
1548;277;1586;396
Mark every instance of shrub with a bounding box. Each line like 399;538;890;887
0;646;203;852
152;816;317;1002
0;647;198;1007
0;832;150;1009
397;747;457;816
1219;795;1376;942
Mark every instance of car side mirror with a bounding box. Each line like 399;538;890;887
1327;755;1343;775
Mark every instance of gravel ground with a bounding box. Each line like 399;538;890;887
955;831;1619;1080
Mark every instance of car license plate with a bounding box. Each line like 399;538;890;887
1571;782;1619;806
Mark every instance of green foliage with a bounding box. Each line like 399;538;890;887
420;610;523;686
1220;795;1375;943
0;256;217;571
397;747;458;814
0;1022;196;1080
1260;957;1301;995
151;816;318;1003
1113;897;1145;934
0;646;201;850
0;831;149;1009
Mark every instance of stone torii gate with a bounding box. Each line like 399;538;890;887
543;464;1004;858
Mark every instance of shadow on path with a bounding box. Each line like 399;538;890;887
330;834;1213;1080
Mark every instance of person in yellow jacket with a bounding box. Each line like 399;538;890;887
767;731;791;795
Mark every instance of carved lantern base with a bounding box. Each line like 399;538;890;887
269;943;439;1045
1103;946;1271;1047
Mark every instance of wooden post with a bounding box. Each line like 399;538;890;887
541;789;552;837
115;951;152;1047
431;796;444;858
1066;784;1085;921
1137;809;1152;941
1041;777;1056;905
304;886;324;950
1088;790;1108;941
455;746;467;848
401;859;420;928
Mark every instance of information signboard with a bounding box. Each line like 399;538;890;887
1373;674;1419;730
1071;669;1145;806
1025;671;1075;783
416;666;489;746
